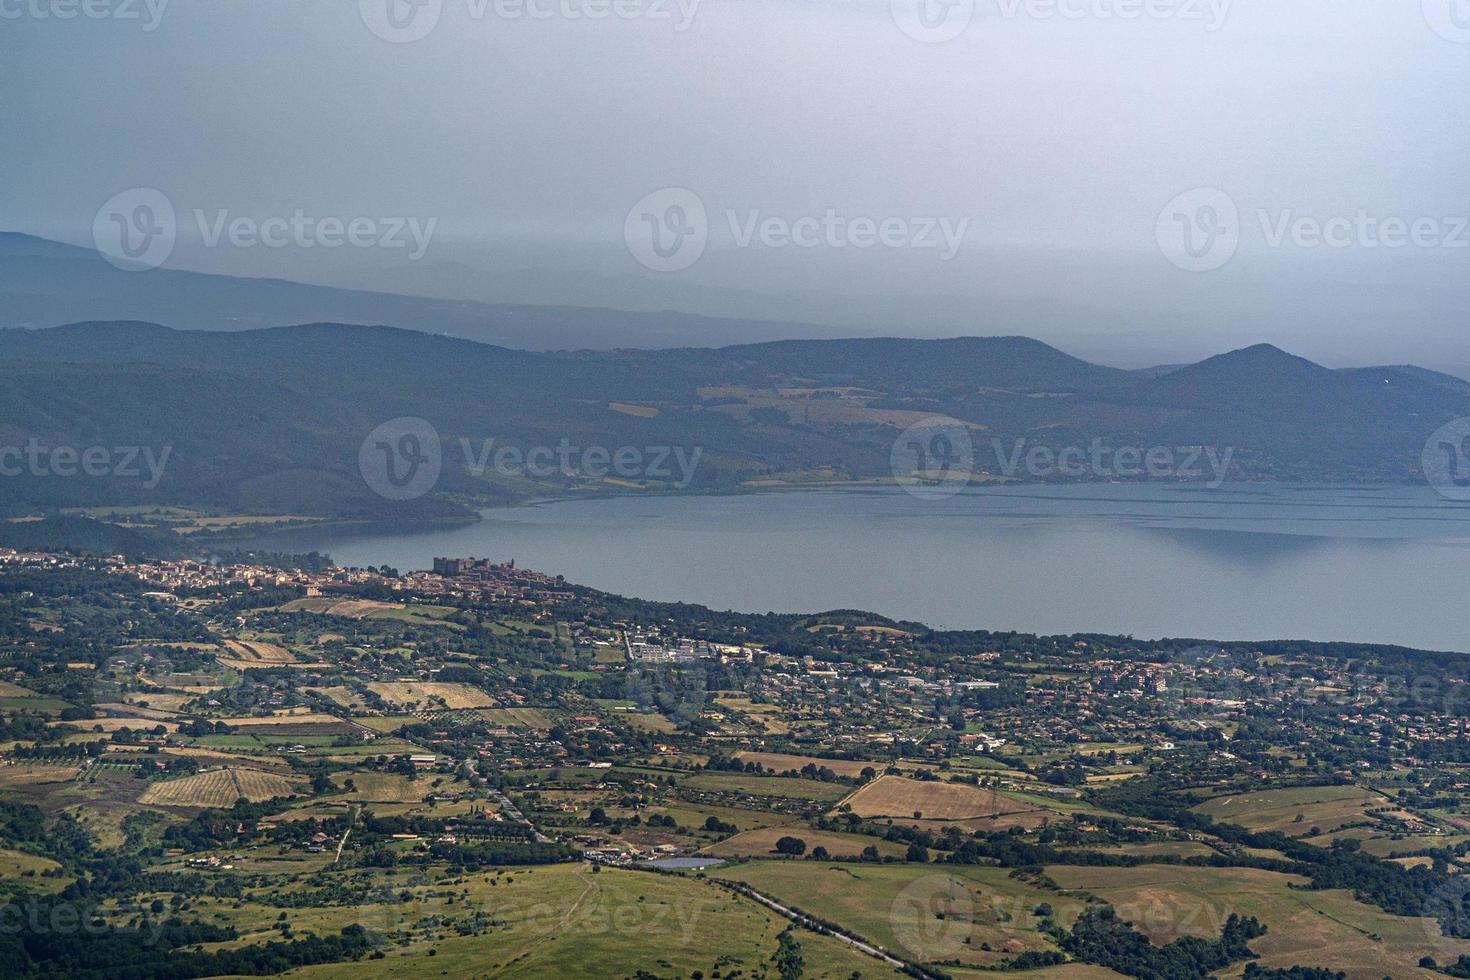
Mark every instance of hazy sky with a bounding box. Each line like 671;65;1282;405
2;0;1468;369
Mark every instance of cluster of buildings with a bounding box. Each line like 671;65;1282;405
425;557;567;604
0;550;571;609
626;632;721;663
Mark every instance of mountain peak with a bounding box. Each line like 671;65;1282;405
1234;342;1289;357
1187;342;1329;377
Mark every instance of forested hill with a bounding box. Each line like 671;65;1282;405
0;321;1464;519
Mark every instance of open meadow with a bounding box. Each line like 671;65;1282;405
712;860;1076;969
1048;863;1467;980
146;862;905;980
1190;784;1401;837
365;681;496;710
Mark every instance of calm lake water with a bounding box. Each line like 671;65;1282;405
243;485;1470;653
639;858;726;870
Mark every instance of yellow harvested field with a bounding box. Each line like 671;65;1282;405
282;598;456;623
0;847;64;881
1021;966;1131;980
839;775;1023;821
101;701;184;719
715;697;790;734
155;746;293;768
59;716;180;733
124;696;195;714
478;707;554;729
306;686;363;708
139;767;301;807
332;771;444;802
351;715;417;733
310;599;401;618
0;764;79;786
221;712;345;728
221;640;297;663
366;681;494;709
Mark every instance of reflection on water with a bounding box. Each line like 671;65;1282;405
240;485;1470;652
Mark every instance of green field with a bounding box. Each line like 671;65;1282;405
350;715;418;733
1047;863;1467;980
703;826;910;859
279;598;462;628
156;862;903;979
480;707;557;729
0;696;74;716
654;800;791;834
194;733;345;749
681;772;851;802
329;771;453;802
712;861;1073;968
1191;784;1390;837
0;846;67;892
621;711;677;734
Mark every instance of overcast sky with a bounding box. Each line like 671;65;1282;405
2;0;1468;370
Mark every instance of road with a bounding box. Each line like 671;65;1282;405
466;755;554;843
333;805;358;864
348;715;555;844
718;880;916;974
561;866;599;927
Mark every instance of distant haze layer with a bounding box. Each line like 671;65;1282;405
2;1;1467;373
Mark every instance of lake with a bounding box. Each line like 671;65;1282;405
241;484;1470;653
639;857;726;870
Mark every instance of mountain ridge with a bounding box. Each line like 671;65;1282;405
0;320;1463;522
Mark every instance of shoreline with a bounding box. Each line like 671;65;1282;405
204;483;1470;654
